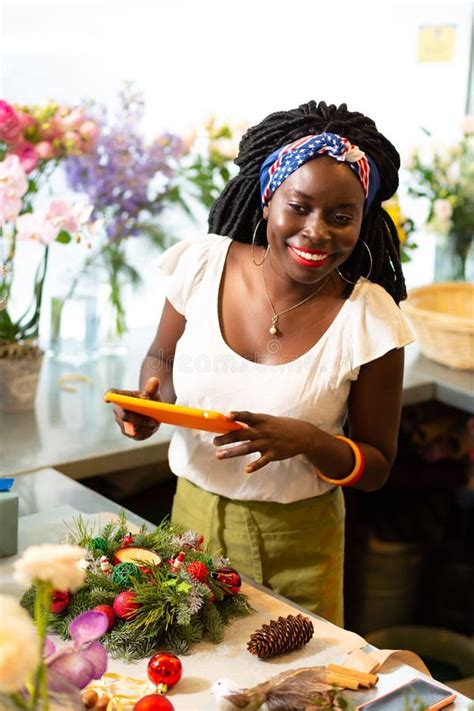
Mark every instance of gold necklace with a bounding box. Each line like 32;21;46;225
262;265;329;336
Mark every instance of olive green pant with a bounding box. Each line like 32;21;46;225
171;477;345;626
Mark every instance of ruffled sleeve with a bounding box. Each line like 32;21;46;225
349;280;416;370
156;235;223;316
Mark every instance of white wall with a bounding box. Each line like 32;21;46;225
1;0;472;338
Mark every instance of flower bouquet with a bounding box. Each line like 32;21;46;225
0;99;97;410
63;84;188;342
21;512;251;663
404;117;474;281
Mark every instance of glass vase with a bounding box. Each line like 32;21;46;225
48;264;100;365
434;232;473;282
97;276;131;355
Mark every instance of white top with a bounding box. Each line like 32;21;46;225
156;234;415;504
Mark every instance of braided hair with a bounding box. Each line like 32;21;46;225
208;100;407;303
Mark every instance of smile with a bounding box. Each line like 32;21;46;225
287;244;331;268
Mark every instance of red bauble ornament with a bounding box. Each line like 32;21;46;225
93;604;116;630
211;566;242;596
50;590;71;614
185;561;208;582
133;695;175;711
147;652;182;691
113;591;141;619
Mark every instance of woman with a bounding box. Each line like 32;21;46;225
110;100;414;625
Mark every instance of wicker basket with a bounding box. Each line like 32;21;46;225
401;282;474;370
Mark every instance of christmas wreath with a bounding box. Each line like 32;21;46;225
21;512;252;661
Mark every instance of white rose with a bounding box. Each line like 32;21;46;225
433;199;453;220
0;595;40;693
13;544;87;591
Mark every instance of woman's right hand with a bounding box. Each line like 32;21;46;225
108;376;162;440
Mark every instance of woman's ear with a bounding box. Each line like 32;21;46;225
263;204;269;220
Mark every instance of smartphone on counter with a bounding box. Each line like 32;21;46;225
355;678;456;711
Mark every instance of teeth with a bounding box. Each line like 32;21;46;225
292;247;327;262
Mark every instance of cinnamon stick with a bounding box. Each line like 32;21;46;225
327;663;378;687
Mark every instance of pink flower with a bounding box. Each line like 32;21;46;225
16;110;36;132
9;141;38;173
15;197;92;244
36;140;55;160
79;120;99;150
0;155;28;223
15;212;57;245
0;100;21;142
46;198;92;233
0;193;22;224
55;107;86;131
38;120;56;141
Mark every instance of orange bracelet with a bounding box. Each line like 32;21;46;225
317;435;365;487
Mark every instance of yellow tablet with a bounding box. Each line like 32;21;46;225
104;392;246;434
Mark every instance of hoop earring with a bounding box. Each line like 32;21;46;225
251;218;270;267
336;239;373;284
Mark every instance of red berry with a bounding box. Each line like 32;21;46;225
185;561;209;582
93;604;116;630
113;591;141;619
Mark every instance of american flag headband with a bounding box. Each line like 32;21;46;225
259;132;380;211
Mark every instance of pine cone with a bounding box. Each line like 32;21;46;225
247;613;314;659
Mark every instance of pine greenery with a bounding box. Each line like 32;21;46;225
21;512;252;660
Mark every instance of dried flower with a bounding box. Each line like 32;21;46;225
14;544;87;591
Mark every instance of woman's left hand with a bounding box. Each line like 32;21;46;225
213;411;316;474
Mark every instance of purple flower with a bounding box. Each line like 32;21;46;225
64;87;187;242
46;610;108;690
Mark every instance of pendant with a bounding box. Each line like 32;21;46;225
269;316;278;336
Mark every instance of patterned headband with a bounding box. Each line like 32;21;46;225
259;131;380;210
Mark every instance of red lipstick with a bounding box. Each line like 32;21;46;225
287;244;331;268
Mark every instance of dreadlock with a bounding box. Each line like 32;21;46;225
208;100;407;304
